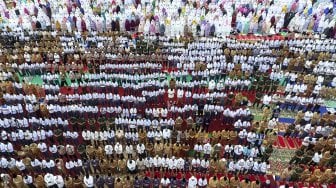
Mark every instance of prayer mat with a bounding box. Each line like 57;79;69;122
269;149;295;171
278;117;295;124
188;150;195;157
25;75;43;86
253;115;263;121
285;137;296;149
60;87;73;95
319;106;329;114
58;73;72;86
279;77;287;86
277;135;287;149
324;100;336;108
16;73;23;83
293;138;302;148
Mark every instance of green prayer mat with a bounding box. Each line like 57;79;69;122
279;77;286;86
166;74;193;86
31;76;43;86
324;100;336;108
254;115;263;121
21;74;72;86
20;75;43;86
188;150;195;157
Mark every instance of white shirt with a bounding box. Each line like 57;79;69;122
200;159;209;168
16;160;25;171
104;145;113;155
55;175;64;188
262;95;272;105
44;173;56;187
268;119;277;130
312;152;322;163
114;144;123;154
194;144;203;152
160;178;171;187
198;178;207;186
208;80;216;90
303;124;312;132
23;175;33;185
302;137;310;147
125;145;133;154
127;160;136;171
162;129;171;139
153;157;162;167
188;176;198;188
253;162;260;172
203;143;212;154
84;175;94;187
136;144;145;154
260;162;268;173
234;145;243;155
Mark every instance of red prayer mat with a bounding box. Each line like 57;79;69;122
277;135;287;149
286;137;296;149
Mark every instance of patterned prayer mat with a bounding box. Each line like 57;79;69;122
269;148;295;174
325;100;336;108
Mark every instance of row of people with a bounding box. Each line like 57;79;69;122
4;172;269;188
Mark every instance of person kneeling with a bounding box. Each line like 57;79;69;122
127;158;137;174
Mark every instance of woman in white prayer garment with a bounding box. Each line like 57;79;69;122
143;19;151;35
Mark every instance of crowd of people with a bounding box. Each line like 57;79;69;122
0;0;336;37
0;28;333;187
0;0;335;187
